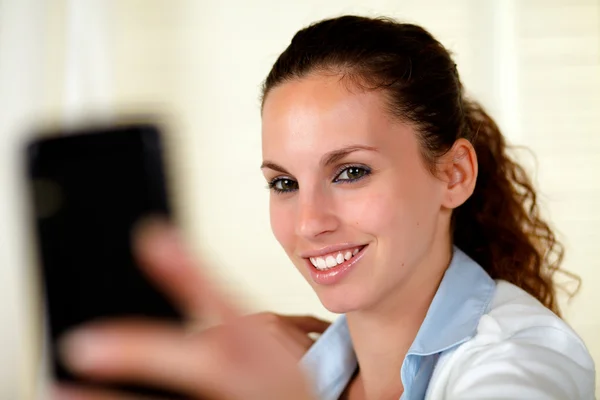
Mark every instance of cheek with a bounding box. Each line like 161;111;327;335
336;190;390;232
269;198;295;253
379;175;443;252
339;172;442;241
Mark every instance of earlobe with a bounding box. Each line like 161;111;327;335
441;139;478;209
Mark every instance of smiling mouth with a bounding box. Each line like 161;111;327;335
307;245;367;271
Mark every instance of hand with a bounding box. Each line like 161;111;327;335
52;219;321;400
197;312;329;364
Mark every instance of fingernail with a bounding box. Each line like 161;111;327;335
59;329;106;373
134;217;181;262
149;229;183;265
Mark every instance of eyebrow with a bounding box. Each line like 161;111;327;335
260;161;290;174
322;145;379;167
260;144;379;173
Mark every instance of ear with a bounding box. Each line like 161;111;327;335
438;138;478;209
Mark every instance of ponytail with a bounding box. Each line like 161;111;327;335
453;100;575;316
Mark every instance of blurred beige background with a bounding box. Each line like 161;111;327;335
0;0;598;398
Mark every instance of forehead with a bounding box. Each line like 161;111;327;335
261;75;395;154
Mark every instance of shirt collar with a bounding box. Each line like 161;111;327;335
300;247;496;400
407;246;495;356
300;314;356;399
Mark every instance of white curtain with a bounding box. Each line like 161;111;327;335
0;0;114;398
0;0;47;398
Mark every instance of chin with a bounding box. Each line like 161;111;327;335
314;286;372;314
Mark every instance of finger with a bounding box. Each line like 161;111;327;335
243;314;314;360
133;217;239;323
282;315;331;334
52;383;165;400
59;320;227;399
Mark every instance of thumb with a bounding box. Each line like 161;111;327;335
133;217;239;323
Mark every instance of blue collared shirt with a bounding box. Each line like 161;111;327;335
299;247;595;399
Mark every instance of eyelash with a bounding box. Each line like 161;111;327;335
267;164;372;194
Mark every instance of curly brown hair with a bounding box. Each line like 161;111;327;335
261;15;577;316
454;100;575;316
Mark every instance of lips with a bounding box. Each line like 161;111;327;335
302;244;368;285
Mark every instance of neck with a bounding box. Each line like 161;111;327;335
345;242;452;400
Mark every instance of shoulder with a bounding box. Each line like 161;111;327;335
483;280;589;344
427;281;596;400
482;280;592;365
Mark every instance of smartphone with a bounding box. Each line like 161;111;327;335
25;123;185;398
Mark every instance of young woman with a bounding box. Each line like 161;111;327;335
54;15;595;400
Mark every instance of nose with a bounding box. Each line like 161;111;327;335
295;188;339;239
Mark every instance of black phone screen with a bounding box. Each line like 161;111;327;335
26;124;184;397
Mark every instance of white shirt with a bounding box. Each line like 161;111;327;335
300;247;596;399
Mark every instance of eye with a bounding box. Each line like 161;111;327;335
268;178;299;193
334;165;371;182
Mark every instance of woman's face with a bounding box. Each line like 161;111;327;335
261;75;451;313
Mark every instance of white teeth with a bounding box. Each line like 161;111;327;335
317;257;326;269
326;256;337;268
309;246;364;270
